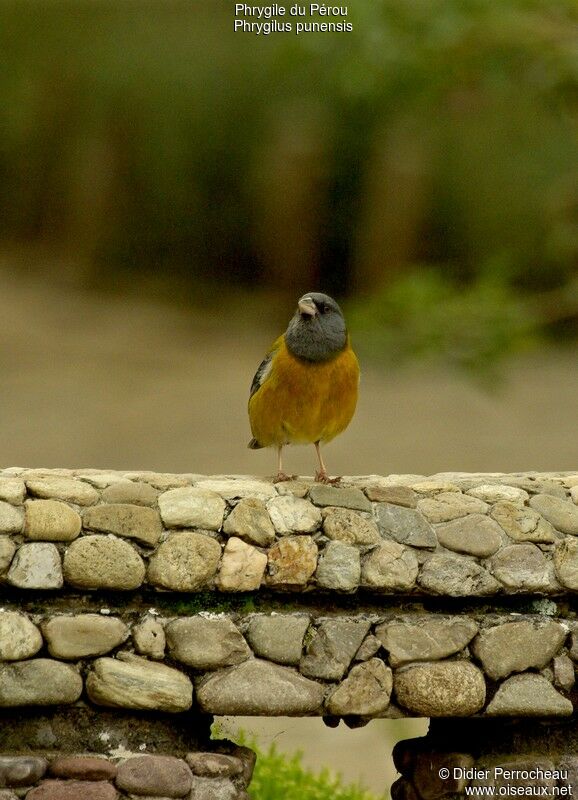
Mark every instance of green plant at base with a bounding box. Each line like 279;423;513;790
233;731;386;800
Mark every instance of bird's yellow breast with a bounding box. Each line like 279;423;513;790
248;336;359;448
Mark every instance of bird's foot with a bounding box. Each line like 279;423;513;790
315;470;342;485
272;471;298;483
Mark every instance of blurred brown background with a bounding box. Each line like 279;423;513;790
0;0;577;794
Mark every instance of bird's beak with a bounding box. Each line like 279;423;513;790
298;298;317;317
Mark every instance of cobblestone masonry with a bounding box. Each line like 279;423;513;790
1;469;578;797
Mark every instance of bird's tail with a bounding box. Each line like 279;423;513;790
248;438;264;449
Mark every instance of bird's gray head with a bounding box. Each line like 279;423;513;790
285;292;348;362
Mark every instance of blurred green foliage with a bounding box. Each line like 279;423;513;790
233;733;385;800
0;0;576;367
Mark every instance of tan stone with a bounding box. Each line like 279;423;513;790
42;614;129;659
26;478;99;506
83;503;162;546
158;487;225;530
322;507;380;546
267;536;317;586
25;500;81;541
148;531;221;591
491;502;557;543
361;541;418;591
102;481;159;506
216;537;267;591
86;654;192;712
394;662;486;716
326;658;393;716
133;616;166;660
0;611;43;660
223;498;275;546
0;537;16;574
63;535;145;590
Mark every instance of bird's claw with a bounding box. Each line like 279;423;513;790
315;471;342;485
272;472;298;483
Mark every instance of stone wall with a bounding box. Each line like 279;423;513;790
0;467;577;798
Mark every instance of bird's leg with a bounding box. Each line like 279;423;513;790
272;445;295;483
314;442;341;484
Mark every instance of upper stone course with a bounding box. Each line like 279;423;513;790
0;468;575;596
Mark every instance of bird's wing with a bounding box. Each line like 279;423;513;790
249;338;281;398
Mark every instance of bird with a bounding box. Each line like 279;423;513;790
248;292;360;483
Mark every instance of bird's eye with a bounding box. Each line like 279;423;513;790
321;304;330;313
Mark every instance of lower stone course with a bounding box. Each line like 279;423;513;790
391;719;578;800
0;751;253;799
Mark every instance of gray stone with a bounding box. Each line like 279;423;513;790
364;485;417;507
0;756;47;787
133;615;166;659
116;755;192;797
41;614;129;659
24;499;81;542
418;554;500;596
275;480;310;498
376;617;478;667
26;477;99;506
554;538;578;590
308;485;371;512
529;494;578;535
159;487;225;530
300;618;370;680
553;654;575;690
361;541;418;591
86;654;193;712
216;537;267;591
490;544;558;591
187;776;238;800
485;674;573;716
196;658;324;715
417;492;489;523
7;543;63;589
490;502;557;543
0;502;23;534
413;752;475;800
326;658;392;716
0;611;43;660
316;541;360;591
148;531;221;591
412;479;461;494
394;662;486;716
166;617;251;669
245;615;310;665
83;503;162;546
195;477;276;501
185;753;243;778
467;484;529;504
498;477;567;498
376;504;437;549
0;537;15;574
223;498;275;546
354;635;382;661
471;621;567;679
101;480;159;506
266;495;322;534
0;479;25;505
267;536;317;587
436;515;503;557
0;659;82;706
63;534;145;590
321;507;379;546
